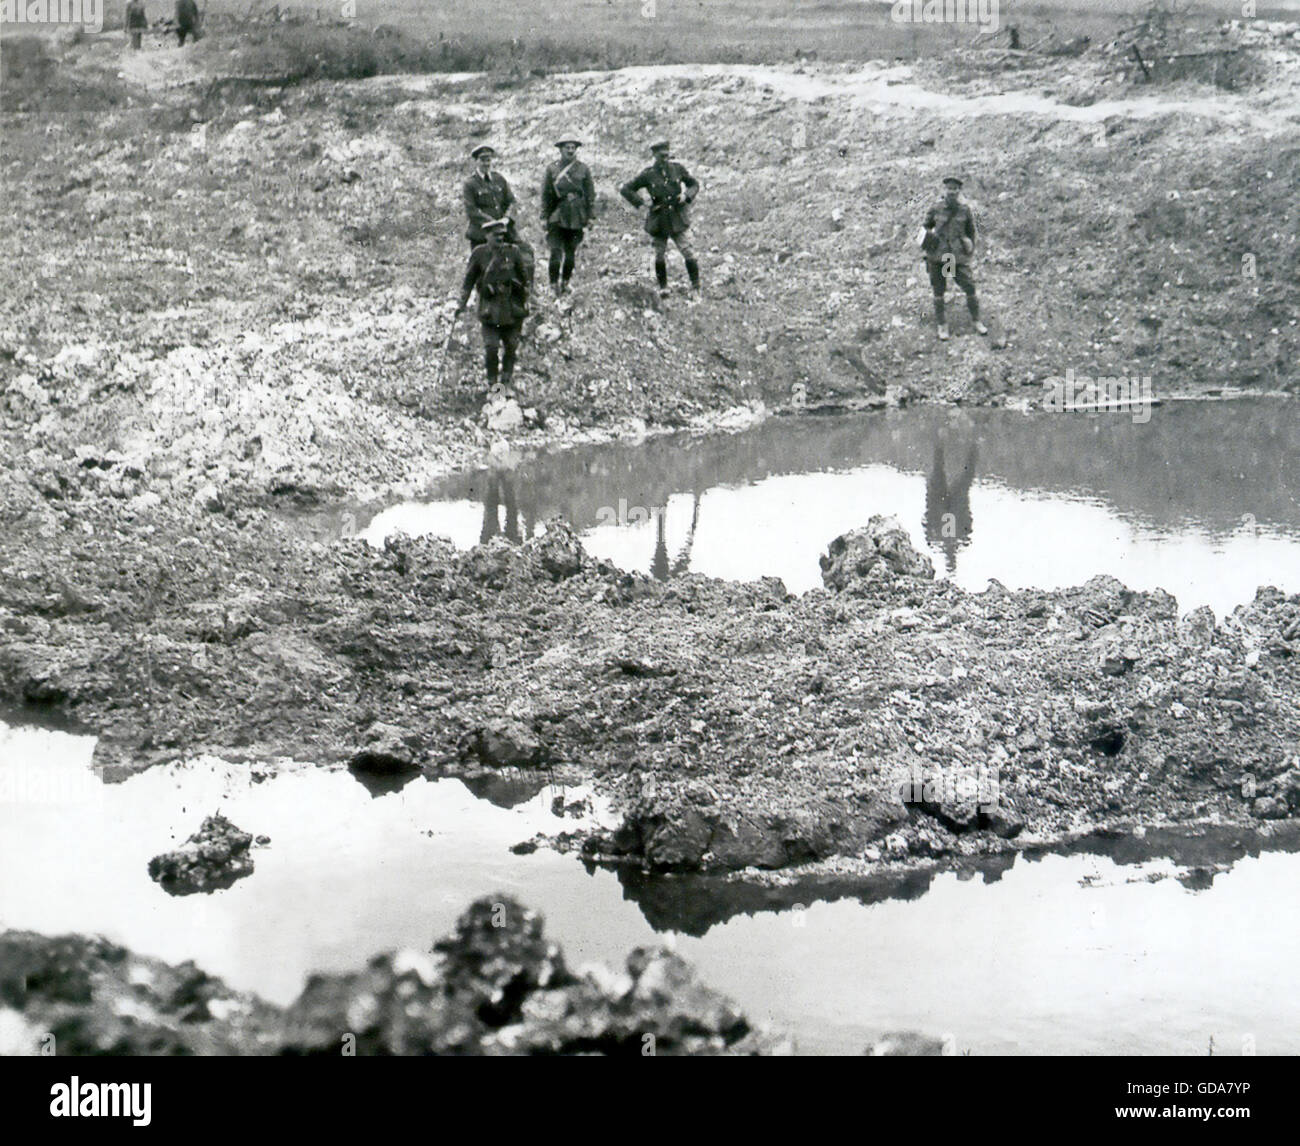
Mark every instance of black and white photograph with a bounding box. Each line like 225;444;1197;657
0;0;1297;1102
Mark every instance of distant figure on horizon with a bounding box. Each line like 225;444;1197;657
175;0;200;46
924;439;977;575
126;0;147;50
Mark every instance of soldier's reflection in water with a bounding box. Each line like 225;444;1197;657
924;438;977;574
651;492;702;581
479;469;526;544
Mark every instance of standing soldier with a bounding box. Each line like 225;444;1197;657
620;140;701;300
126;0;148;50
540;135;596;296
175;0;199;45
456;219;530;394
463;143;534;285
920;175;988;341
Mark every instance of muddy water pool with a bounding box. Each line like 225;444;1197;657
336;399;1300;617
3;719;1298;1055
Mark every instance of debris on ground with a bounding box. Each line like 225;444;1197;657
0;896;793;1055
146;813;257;896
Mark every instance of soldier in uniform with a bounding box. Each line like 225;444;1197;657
620;140;701;299
540;136;596;296
175;0;199;45
126;0;148;49
456;218;530;393
921;175;988;341
462;144;534;284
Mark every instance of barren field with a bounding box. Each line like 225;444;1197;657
60;0;1239;68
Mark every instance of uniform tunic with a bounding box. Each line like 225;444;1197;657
922;199;977;266
463;171;517;245
922;198;978;297
541;158;596;234
620;160;699;239
460;243;530;328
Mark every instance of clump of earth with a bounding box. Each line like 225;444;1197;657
147;813;260;895
0;896;791;1055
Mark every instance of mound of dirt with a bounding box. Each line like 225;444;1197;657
819;515;937;590
147;813;256;895
1;897;792;1055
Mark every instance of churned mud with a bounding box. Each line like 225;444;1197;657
2;31;1299;904
3;506;1297;879
0;897;792;1055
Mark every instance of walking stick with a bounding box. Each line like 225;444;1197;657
434;306;462;390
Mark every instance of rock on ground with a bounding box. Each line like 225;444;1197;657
349;721;423;776
460;718;545;768
146;814;256;896
820;515;937;590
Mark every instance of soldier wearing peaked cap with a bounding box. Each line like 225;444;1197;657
620;140;701;299
540;136;596;295
456;218;531;394
462;144;534;285
920;175;988;342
